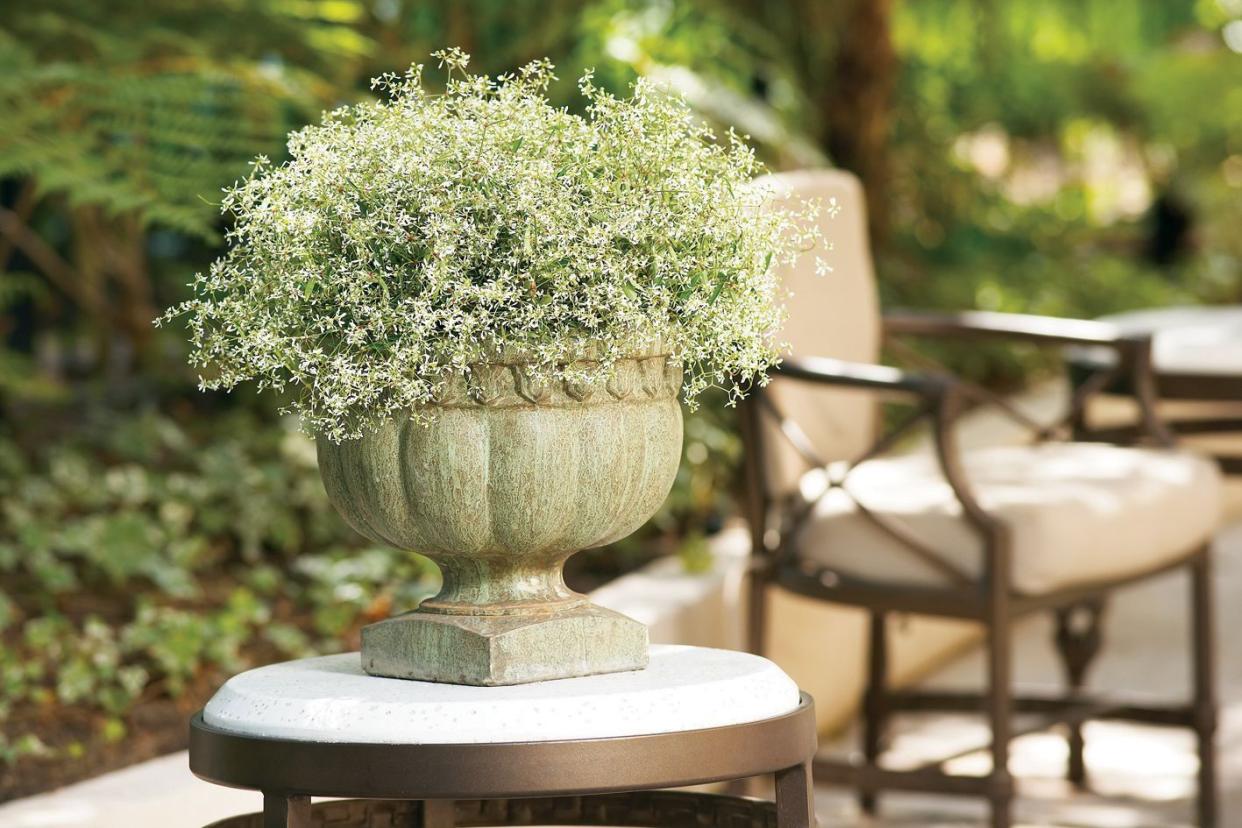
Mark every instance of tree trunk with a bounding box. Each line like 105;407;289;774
818;0;896;244
728;0;897;243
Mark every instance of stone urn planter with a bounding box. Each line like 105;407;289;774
317;347;683;686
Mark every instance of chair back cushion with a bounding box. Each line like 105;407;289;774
755;169;881;498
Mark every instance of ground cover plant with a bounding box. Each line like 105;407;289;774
0;408;439;796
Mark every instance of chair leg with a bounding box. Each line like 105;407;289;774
987;615;1014;828
1190;550;1218;827
859;611;888;816
1053;599;1105;789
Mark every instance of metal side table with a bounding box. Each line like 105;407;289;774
189;644;818;827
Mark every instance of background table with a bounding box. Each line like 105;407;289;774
1067;305;1242;472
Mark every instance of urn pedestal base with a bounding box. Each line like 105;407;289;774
361;603;649;686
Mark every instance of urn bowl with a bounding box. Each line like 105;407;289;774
316;351;683;685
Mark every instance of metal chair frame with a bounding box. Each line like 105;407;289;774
739;310;1218;828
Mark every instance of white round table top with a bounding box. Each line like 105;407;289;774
1072;305;1242;376
202;644;801;744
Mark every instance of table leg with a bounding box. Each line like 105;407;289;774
262;793;311;828
774;761;815;828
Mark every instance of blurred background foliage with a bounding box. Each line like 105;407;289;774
1;0;1239;792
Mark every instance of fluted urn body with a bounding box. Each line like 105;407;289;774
317;350;683;685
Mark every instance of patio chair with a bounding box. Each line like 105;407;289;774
738;169;1222;828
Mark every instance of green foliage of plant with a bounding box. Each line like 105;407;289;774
165;49;823;441
661;389;744;532
0;410;437;764
872;0;1242;383
0;272;57;399
590;1;1240;346
0;2;366;240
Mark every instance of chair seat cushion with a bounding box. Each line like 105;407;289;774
794;443;1221;594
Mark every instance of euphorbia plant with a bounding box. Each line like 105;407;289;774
164;49;823;441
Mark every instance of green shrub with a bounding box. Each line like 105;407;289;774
0;410;438;763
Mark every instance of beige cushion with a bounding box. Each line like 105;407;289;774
794;443;1221;594
754;169;881;498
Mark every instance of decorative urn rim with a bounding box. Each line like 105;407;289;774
428;347;683;408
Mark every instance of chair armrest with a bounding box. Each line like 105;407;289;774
760;356;1005;553
774;356;953;399
883;309;1134;349
883;309;1173;446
